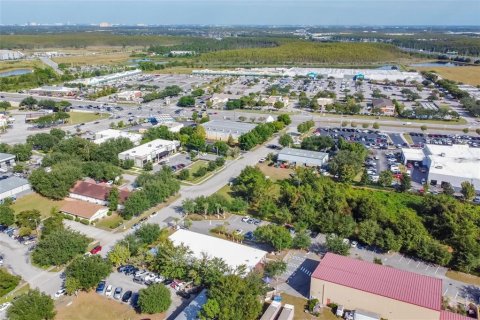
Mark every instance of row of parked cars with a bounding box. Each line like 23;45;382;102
0;225;37;246
96;280;136;304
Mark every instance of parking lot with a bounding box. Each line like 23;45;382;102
278;251;320;298
409;132;480;148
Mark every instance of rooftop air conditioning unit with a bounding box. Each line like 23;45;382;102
440;153;446;157
435;165;443;169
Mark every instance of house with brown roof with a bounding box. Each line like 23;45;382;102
69;181;130;209
371;98;395;116
60;199;108;222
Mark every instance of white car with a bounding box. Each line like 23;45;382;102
154;275;165;283
234;229;243;235
144;273;156;282
0;302;11;312
258;158;266;163
105;285;113;297
241;216;250;223
351;241;358;248
54;289;66;298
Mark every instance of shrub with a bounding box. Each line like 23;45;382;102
79;219;89;225
373;122;380;129
138;284;171;314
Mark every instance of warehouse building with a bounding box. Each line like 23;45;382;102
29;86;79;97
169;229;267;271
277;147;329;167
0;177;30;202
118;139;179;168
0;153;15;170
93;129;142;145
402;144;480;191
69;180;130;209
203;120;256;141
310;253;471;320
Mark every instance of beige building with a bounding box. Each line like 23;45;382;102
310;253;470;320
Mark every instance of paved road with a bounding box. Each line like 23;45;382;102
39;57;63;75
0;233;63;296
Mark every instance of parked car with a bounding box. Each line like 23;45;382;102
121;291;133;303
96;281;106;293
0;302;11;312
176;290;191;299
54;288;66;299
113;287;123;300
90;245;102;255
105;285;113;297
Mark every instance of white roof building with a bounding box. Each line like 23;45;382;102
278;147;329;167
203;120;256;141
169;229;267;271
118;139;179;168
160;122;184;133
94;129;143;145
71;69;142;86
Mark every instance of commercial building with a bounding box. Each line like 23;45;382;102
203;120;256;141
402;144;480;191
0;177;30;201
260;301;282;320
161;122;184;133
69;181;130;209
118;139;179;168
316;98;335;109
0;153;15;170
310;253;470;320
168;229;267;271
209;93;241;107
371;98;395;116
72;69;142;86
116;90;142;101
173;289;207;320
277;147;329;167
29;86;79;97
93;129;143;145
60;199;108;222
0;50;24;60
277;304;294;320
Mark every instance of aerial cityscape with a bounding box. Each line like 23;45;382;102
0;1;479;320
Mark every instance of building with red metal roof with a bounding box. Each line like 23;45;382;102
310;253;473;320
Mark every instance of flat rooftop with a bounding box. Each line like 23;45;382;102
0;153;15;162
278;147;328;160
169;229;267;270
0;176;29;194
118;139;179;157
203;120;256;133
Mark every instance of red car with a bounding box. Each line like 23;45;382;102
90;245;102;255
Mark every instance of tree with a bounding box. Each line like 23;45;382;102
138;284;172;314
135;223;161;245
360;168;371;185
358;220;381;245
0;269;20;297
178;169;190;180
108;187;119;211
122;191;150;219
7;289;55;320
442;182;455;196
65;255;112;291
41;213;64;238
372;122;380;129
177;95;195;107
277;114;291;125
399;173;411;192
0;100;11;112
108;244;130;266
420;125;428;132
378;170;393;187
292;229;311;249
325;235;350;256
0;205;15;226
233;166;271;203
460;181;476;201
200;274;264;320
32;229;90;266
329;150;363;182
254;224;292;251
19;96;38;109
143;161;153;171
16;209;41;230
11;144;32;162
264;260;287;278
279;134;293;147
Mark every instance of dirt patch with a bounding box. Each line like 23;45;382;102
55;291;165;320
446;270;480;287
257;163;293;181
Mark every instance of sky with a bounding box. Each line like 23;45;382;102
1;0;479;26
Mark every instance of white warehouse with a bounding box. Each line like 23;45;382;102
118;139;179;168
0;177;30;201
94;129;143;145
203;120;256;141
277;147;329;167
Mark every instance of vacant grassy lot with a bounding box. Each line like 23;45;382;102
416;66;480;86
257;162;293;181
280;293;337;320
55;292;165;320
53;52;132;66
0;59;44;73
215;184;234;202
12;193;65;218
446;270;480;286
67;111;106;124
95;213;123;230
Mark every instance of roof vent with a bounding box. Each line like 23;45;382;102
440;153;446;157
435;165;443;169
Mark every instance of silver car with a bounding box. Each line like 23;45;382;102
113;287;123;300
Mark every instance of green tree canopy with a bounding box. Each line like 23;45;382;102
138;284;172;314
7;289;55;320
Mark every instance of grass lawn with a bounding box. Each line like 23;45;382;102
280;293;337;320
216;184;234;202
67;111;107;125
0;283;30;304
446;270;480;286
257;162;293;181
0;59;44;73
55;292;165;320
11;193;65;218
415;66;480;86
95;213;124;230
53;52;131;66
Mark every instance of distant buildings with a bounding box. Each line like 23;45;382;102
316;97;335;109
118;139;179;168
161;121;184;133
93;129;142;145
0;50;24;60
310;253;470;320
371;98;395;116
0;177;30;201
203;120;256;141
71;69;142;86
29;86;79;97
169;51;195;56
116;90;142;101
277;147;329;167
401;144;480;191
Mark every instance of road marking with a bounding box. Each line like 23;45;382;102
443;288;448;295
454;291;459;300
425;265;430;271
399;256;404;262
435;267;440;274
416;262;421;268
407;259;411;265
